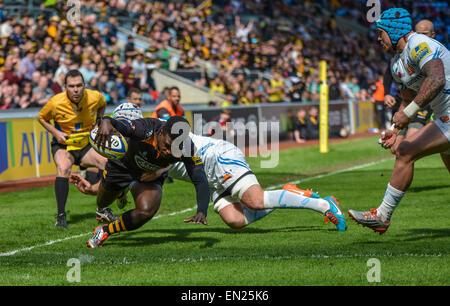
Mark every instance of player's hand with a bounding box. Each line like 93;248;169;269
69;173;95;195
379;129;397;149
184;212;209;226
393;111;410;130
95;119;117;150
54;130;68;144
384;95;396;108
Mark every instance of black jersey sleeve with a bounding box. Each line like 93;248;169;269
182;140;210;215
104;116;133;136
105;117;161;140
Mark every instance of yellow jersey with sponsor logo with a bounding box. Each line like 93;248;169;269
38;89;106;149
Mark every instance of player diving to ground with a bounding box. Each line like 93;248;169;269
348;8;450;234
86;114;211;248
73;104;347;233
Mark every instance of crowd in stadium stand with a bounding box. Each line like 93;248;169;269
0;0;447;110
336;0;449;48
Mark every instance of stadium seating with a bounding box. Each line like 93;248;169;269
0;0;447;110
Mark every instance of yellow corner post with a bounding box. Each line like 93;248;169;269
319;60;329;153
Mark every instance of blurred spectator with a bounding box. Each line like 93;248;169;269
125;35;137;58
210;108;235;139
348;77;361;100
16;80;34;108
152;86;184;119
288;77;306;102
209;76;226;95
131;52;148;87
286;108;297;141
372;74;387;129
0;16;13;38
267;70;285;102
32;76;52;106
328;76;342;100
79;60;96;84
238;89;255;105
305;106;319;140
294;108;307;143
51;72;65;95
126;88;144;108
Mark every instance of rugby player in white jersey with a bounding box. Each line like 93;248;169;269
348;8;450;234
71;104;347;232
166;132;346;231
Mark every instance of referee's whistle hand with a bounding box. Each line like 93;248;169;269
55;131;68;144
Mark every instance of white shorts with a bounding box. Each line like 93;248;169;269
434;110;450;155
213;173;259;213
208;143;260;212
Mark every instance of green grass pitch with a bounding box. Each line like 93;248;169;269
0;136;448;286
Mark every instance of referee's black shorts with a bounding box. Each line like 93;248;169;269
51;142;92;166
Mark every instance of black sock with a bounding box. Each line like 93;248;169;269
55;177;69;215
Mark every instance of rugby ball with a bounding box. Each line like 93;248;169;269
89;127;128;160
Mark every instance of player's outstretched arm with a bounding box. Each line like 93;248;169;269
183;155;210;226
95;116;132;150
69;173;99;195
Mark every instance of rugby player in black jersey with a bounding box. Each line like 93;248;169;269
87;116;210;248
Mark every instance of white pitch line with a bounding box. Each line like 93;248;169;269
160;252;443;263
0;233;88;257
0;157;393;257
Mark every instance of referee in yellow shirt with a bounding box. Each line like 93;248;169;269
38;70;108;228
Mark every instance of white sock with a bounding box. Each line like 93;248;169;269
243;207;274;225
263;190;330;214
377;183;405;222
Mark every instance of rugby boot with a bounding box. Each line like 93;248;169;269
55;212;67;228
95;207;118;223
87;225;109;248
348;208;390;235
282;183;321;199
323;196;347;232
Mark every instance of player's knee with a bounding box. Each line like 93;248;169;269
224;215;246;229
135;202;159;222
240;197;264;210
240;186;265;210
396;141;415;163
56;165;71;177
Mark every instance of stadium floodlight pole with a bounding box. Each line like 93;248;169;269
319;60;329;153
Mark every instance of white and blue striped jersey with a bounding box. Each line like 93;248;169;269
391;32;450;117
169;133;252;197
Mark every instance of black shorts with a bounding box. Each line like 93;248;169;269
51;142;92;166
101;159;166;192
410;105;432;126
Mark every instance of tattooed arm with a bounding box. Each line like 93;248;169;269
413;58;445;108
393;58;445;129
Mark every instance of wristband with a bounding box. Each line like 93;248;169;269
403;101;421;119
